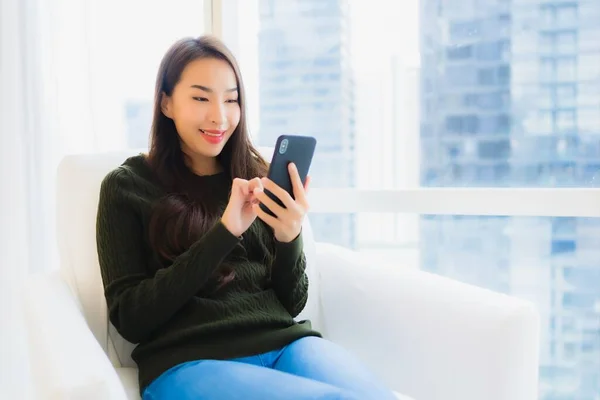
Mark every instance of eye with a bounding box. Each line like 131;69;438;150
193;97;208;102
226;99;239;103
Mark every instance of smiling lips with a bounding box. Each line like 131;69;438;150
199;129;226;144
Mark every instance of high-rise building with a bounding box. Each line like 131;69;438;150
257;0;356;247
420;0;600;397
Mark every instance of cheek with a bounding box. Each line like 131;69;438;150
177;103;205;123
172;105;203;141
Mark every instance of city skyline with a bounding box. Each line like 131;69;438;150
420;0;600;398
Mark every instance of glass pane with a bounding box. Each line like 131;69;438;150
83;0;207;150
222;0;600;192
578;54;600;81
556;31;577;54
556;58;577;82
556;85;576;108
579;28;600;51
556;4;578;28
313;211;600;399
221;1;600;397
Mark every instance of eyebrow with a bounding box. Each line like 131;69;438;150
190;84;238;93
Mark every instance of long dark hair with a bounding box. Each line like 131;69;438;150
146;36;270;277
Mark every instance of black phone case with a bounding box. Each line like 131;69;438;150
260;135;317;217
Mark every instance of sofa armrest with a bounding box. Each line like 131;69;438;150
316;243;540;400
23;270;128;400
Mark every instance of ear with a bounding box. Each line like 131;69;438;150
160;92;173;119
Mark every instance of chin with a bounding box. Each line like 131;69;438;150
194;146;223;159
195;140;228;158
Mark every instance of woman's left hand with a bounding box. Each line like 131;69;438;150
252;163;311;243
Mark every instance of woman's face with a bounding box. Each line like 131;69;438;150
162;57;241;164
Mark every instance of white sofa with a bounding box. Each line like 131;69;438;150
23;149;540;400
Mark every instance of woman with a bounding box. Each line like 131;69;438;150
97;35;396;400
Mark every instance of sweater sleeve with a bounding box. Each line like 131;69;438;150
269;231;309;318
96;168;240;344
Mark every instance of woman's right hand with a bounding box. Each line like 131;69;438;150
221;177;264;237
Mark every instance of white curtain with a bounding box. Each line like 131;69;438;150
0;1;32;283
1;0;49;396
1;0;128;276
0;0;119;396
1;0;206;394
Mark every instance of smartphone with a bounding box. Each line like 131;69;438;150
260;135;317;217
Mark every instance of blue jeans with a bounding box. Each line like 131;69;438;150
142;336;396;400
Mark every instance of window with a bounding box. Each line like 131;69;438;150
447;65;478;87
539;33;554;53
579;28;600;51
476;41;504;61
478;92;507;110
578;82;600;107
540;59;555;81
556;85;576;107
446;115;479;135
478;68;496;85
538;86;554;108
556;110;576;132
450;20;481;41
63;0;208;150
478;140;511;159
563;293;596;309
497;65;510;85
578;109;600;134
552;217;577;236
532;111;553;134
556;4;578;27
513;31;538;55
556;31;577;54
446;45;473;60
556;57;576;82
220;1;600;397
578;54;600;81
540;6;554;26
512;59;538;83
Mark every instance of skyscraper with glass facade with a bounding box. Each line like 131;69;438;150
257;0;356;247
420;0;600;398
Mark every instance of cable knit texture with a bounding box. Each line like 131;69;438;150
96;155;321;394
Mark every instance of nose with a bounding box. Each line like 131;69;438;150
207;102;227;127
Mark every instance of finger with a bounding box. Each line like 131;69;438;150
233;178;249;197
261;177;295;209
248;177;262;203
288;163;308;206
253;203;282;230
248;177;263;193
254;188;287;218
304;175;311;193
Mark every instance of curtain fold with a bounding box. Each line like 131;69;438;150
1;1;43;396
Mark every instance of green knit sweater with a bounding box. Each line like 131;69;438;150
96;155;321;393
